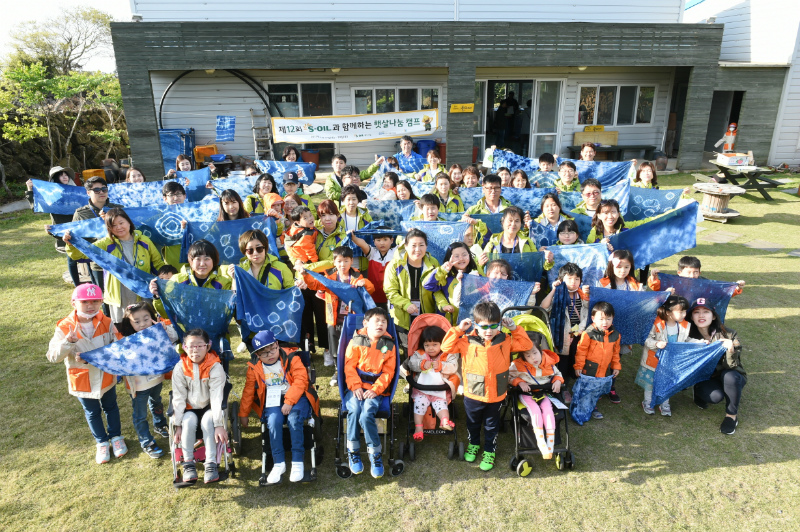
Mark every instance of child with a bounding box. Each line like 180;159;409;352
338;184;373;271
540;262;590;403
637;296;694;416
648;255;745;296
632;161;658;189
282;171;313;211
463;224;486;259
350;232;396;311
442;301;533;471
285;205;320;266
343;307;397;478
480;259;541;304
433;172;464;213
296;246;375;386
341;166;369;203
510;334;563;458
217;189;249;221
554;219;584;245
377;171;399;201
597;249;643;291
46;284;127;464
530;153;559;188
497;167;513;187
405;325;458;440
239;330;318;483
171;328;227;483
554;161;580;192
415;150;447;182
117;302;179;458
282;194;302;227
511;169;531;189
161;181;187;268
324;153;347;201
166;154;217;178
574;301;621;420
411;194;446;222
424;241;480;325
157;264;178;280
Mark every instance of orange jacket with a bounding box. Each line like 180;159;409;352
574;324;621;377
509;350;564;387
303;267;375;326
648;276;742;297
599;276;643;291
286;224;319;264
442;325;533;403
344;328;397;396
239;348;320;420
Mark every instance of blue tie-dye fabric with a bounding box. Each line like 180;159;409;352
471;214;504;235
175;167;213;202
364;200;417;230
233;267;304;343
32;180;90;214
559;191;582;213
602;177;630;215
486;252;545;283
155;279;235;343
626;187;682;221
304;270;376;315
80;323;178;376
400;221;469;263
209;174;256;199
570;374;614;425
393;152;426;173
656;273;738;322
352;222;405;251
556;157;633;188
68;235;155;299
459;274;535;318
650;342;728;408
548;283;569;352
608;202;698;267
586;286;670;345
254;160;317;183
530;213;594;249
491;150;539;174
180;216;278;265
530;171;560;188
459;187;556;215
547;243;610;288
107;179;186;207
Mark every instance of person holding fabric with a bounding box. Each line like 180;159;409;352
461;174;512;239
414;150;448;182
225;229;294;291
688;298;744;435
532;193;573;232
243;174;281;215
479;206;555;269
324;154;348;201
554;161;581;193
166;154;217;179
337;185;373;272
569;178;603;218
433;173;464;214
63;207;165;324
579;143;596;161
585;199;661;249
160;181;188;270
393;135;426;174
423;241;480;325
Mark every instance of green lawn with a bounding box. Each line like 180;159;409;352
2;174;800;532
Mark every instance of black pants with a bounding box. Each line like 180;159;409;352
327;324;343;359
464;397;503;453
694;369;747;416
300;289;328;351
557;334;579;386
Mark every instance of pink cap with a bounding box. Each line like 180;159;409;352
72;284;103;301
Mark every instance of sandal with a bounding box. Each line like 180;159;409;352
440;419;455;431
412;424;424;441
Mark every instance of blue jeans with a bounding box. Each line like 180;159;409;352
77;386;121;444
89;267;110;317
66;256;81;287
131;383;166;447
263;395;311;464
214;336;233;374
345;391;382;453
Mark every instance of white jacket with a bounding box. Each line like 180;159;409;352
170;354;227;427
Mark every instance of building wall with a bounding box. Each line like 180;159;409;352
769;30;800;165
131;0;684;23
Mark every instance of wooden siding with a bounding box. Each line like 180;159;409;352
111;21;723;176
769;30;800;165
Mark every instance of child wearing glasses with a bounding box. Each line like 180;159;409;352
442;301;533;471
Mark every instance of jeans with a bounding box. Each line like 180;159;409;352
77;386;121;444
464;396;502;453
263;395;311;464
213;336;233;374
131;383;166;447
89;267;109;317
181;409;216;463
345;391;382;453
67;256;82;287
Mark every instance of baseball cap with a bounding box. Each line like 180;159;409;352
283;171;300;184
72;284;103;301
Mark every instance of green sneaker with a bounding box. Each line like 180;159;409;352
479;451;496;471
464;444;480;463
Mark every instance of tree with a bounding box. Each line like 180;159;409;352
6;7;113;76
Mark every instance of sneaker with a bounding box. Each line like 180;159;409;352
348;451;364;475
323;350;334;367
153;425;169;439
110;436;128;458
479;451;496;471
289;461;304;482
236;342;248;353
642;401;655;415
591;409;604;420
608;389;621;404
329;374;338;387
143;441;164;459
182;461;198;482
369;452;384;478
464;444;480;463
95;442;111;464
267;462;286;484
204;461;220;483
659;403;672;417
562;390;572;404
720;416;738;435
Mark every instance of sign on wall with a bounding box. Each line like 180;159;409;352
272;109;439;144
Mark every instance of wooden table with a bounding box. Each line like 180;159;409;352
693;182;746;223
710;161;780;201
567;144;656;161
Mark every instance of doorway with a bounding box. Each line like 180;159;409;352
703;90;744;152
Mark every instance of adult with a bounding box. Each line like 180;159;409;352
580;142;596;161
393;135;425;174
462;174;512;241
569;178;603;218
520;100;532;155
27;166;78;262
282;145;302;162
688;298;745;435
532;192;572;231
243;173;280;215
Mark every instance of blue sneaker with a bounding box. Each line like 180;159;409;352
369;452;384;478
348;452;364;475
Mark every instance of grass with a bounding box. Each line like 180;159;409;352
1;173;800;532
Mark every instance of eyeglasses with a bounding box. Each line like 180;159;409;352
475;323;501;331
245;245;265;255
483;186;501;192
256;343;279;355
559;230;577;236
90;186;109;194
583;190;601;197
165;192;185;198
185;344;208;351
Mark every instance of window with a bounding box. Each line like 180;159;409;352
268;82;333;118
577;85;656;126
352;87;440;114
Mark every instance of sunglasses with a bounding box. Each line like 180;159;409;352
90;186;109;194
245;245;265;255
475;323;501;331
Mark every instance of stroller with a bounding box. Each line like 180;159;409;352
258;342;324;486
398;313;463;462
333;313;405;478
501;306;575;476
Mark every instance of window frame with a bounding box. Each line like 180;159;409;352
350;86;443;114
576;84;657;127
264;81;335;118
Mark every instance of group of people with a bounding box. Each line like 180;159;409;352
38;137;747;485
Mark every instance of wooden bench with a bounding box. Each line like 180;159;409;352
566;144;657;161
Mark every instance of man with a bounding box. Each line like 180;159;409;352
393;135;425;174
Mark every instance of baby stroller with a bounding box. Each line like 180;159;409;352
502;306;575;476
333;313;405;478
398;313;463;462
168;378;239;489
258;341;324;486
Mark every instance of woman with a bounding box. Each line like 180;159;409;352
532;193;572;231
217;189;250;221
243;173;279;215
